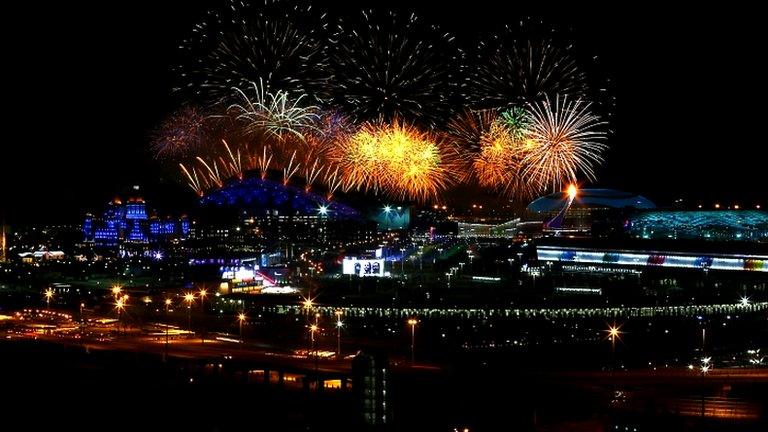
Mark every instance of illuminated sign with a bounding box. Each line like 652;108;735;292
342;258;385;277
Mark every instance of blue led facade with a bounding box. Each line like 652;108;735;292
83;198;189;252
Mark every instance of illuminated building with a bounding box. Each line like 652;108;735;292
457;218;520;238
190;176;380;259
352;351;390;426
526;188;655;235
83;196;189;256
628;210;768;242
536;238;768;273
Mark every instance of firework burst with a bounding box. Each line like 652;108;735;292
331;121;456;202
326;10;463;127
523;95;607;190
151;106;209;159
465;21;589;110
176;0;330;104
229;80;320;141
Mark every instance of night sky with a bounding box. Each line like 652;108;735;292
3;1;766;224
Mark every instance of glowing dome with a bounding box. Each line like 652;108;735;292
527;188;656;213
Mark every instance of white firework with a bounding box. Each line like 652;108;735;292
230;79;320;141
523;95;607;191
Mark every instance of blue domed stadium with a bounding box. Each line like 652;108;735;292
527;188;656;213
200;176;361;219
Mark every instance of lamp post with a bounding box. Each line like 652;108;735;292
335;310;343;357
116;297;125;335
199;289;208;344
44;287;54;310
79;302;85;334
199;288;207;311
700;356;711;418
302;297;314;322
184;292;195;334
238;313;246;349
606;322;621;371
310;324;319;382
164;298;172;360
408;318;418;364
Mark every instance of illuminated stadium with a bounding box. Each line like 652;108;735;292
188;173;384;258
525;188;655;233
199;176;360;220
527;188;656;213
536;238;768;273
628;210;768;242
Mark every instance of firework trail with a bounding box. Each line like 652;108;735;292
464;21;589;110
326;10;463;127
176;0;330;104
523;95;607;190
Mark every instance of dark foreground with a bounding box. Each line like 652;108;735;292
2;339;766;432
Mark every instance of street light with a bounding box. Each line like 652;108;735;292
408;318;418;364
198;288;209;344
700;356;712;418
199;289;208;311
335;310;343;357
238;313;246;349
164;298;172;359
116;297;126;335
79;302;85;334
739;295;750;307
111;285;122;301
184;292;195;333
44;287;54;309
606;322;622;370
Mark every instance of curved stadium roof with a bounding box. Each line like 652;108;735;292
527;188;656;213
199;176;360;219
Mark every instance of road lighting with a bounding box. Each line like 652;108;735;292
164;298;172;359
184;292;195;333
111;285;122;301
116;297;126;335
198;288;209;344
606;322;622;370
739;295;750;307
700;356;712;418
44;287;54;309
408;318;418;364
199;288;208;311
79;302;85;334
335;310;343;357
238;312;246;340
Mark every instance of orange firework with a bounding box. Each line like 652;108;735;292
445;109;497;183
473;120;535;199
330;121;456;202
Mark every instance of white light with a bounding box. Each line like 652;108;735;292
739;296;750;306
383;205;391;213
318;205;328;216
